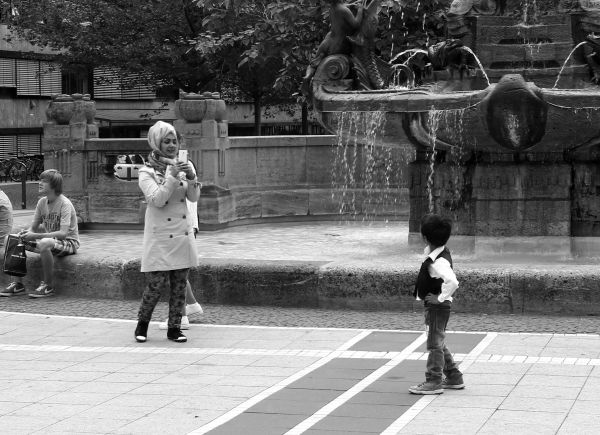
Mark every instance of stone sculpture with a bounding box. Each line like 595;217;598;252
302;0;363;95
302;0;390;96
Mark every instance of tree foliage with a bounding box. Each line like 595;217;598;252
6;0;213;92
5;0;452;116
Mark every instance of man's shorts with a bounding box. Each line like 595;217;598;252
24;238;79;257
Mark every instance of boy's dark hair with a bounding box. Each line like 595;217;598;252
40;169;63;195
420;213;452;247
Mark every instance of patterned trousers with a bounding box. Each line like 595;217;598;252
138;268;188;329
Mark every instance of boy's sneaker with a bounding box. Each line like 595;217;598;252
28;282;54;298
158;316;190;330
442;378;465;390
0;282;25;297
408;381;444;395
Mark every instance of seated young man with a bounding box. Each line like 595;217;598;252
2;169;80;298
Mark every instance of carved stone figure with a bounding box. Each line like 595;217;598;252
481;74;548;150
564;1;600;83
348;0;391;90
302;0;364;96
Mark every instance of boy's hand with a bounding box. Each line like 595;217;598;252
19;230;38;241
424;293;441;304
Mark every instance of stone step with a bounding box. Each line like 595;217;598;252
484;64;591;88
476;24;572;45
476;42;576;68
476;14;569;27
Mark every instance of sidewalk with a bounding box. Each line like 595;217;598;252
0;310;598;434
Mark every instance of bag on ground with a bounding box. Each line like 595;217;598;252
3;235;27;277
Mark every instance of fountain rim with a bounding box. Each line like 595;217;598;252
313;83;600;114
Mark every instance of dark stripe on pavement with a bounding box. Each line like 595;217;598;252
416;332;487;354
348;331;422;351
307;360;424;434
206;358;388;435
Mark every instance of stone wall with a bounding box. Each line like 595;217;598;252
41;95;409;227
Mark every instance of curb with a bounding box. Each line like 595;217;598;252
4;255;600;316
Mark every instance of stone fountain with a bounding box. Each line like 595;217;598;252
306;0;600;256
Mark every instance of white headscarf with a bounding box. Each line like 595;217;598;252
147;121;177;153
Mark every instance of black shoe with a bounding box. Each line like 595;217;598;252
167;328;187;342
135;320;149;343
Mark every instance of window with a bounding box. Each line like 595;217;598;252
93;68;156;100
0;58;16;87
0;134;41;159
15;59;61;96
62;67;89;95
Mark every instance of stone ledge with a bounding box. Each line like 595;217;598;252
3;253;600;316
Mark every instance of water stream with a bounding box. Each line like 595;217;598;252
553;41;588;89
460;46;491;87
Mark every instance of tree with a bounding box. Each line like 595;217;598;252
6;0;214;93
195;0;329;134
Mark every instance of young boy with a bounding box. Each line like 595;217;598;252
2;169;80;298
409;213;464;395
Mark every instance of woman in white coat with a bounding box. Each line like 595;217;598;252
134;121;200;343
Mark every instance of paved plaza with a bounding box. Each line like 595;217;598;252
1;211;599;433
0;310;599;434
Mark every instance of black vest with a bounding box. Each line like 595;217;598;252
413;247;453;300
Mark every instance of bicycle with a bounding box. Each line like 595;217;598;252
5;151;44;182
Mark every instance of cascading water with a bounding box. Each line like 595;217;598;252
332;111;413;222
553;41;589;88
425;108;440;213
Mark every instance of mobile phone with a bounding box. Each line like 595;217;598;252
178;150;188;163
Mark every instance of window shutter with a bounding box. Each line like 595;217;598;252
16;59;40;95
0;136;16;160
93;68;156;100
93;67;122;99
0;58;16;87
40;62;61;96
17;134;41;155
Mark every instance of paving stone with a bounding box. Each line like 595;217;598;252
204;412;300;435
518;374;588;388
508;384;582;400
431;394;505;409
246;398;325;415
330;402;410;419
311;415;395;433
499;396;575;413
44;416;130;434
557;412;600;434
477;410;566;435
349;331;421;351
400;407;495;435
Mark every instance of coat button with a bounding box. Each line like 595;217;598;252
169;235;173;238
167;218;171;221
180;199;184;202
165;201;168;204
185;232;188;235
183;215;186;219
180;182;183;186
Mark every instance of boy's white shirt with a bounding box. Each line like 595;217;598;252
417;245;459;303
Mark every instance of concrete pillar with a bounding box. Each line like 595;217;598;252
173;92;232;226
42;93;97;222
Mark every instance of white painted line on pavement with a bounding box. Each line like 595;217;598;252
186;329;373;435
380;332;498;435
283;333;427;435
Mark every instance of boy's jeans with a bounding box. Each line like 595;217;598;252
425;302;463;384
